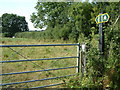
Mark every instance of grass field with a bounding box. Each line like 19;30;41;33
1;38;78;88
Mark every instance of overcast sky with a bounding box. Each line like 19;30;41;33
0;0;40;30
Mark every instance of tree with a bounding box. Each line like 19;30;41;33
2;13;29;37
67;2;93;37
30;2;93;41
30;2;71;29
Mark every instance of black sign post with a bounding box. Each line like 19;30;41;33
95;13;110;81
99;22;104;55
95;13;109;55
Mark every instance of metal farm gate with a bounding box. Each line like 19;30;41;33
0;43;82;88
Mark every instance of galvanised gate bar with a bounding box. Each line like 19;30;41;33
0;43;81;88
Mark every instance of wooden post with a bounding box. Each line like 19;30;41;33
80;50;83;76
76;43;80;73
99;13;104;55
81;44;86;76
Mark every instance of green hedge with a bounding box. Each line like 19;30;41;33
15;27;78;42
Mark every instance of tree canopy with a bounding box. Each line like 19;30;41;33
2;13;29;37
30;2;119;42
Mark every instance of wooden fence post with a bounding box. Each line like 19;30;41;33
81;44;86;76
76;43;80;73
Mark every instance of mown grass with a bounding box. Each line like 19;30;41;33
1;38;78;88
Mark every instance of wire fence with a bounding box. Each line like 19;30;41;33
0;43;81;88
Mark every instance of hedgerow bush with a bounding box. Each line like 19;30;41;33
64;22;120;88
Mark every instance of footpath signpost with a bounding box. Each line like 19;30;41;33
95;13;110;84
95;13;110;24
95;13;110;55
